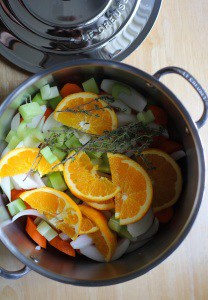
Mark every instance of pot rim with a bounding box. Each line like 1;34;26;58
0;59;205;286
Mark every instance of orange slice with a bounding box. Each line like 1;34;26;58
54;92;117;135
20;187;82;240
137;149;182;212
0;148;63;178
79;215;99;234
79;205;117;261
86;199;115;210
63;151;120;202
108;153;153;225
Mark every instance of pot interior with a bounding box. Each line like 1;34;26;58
0;62;204;285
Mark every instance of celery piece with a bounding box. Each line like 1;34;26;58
65;135;82;149
137;110;155;125
48;172;67;191
32;93;45;105
5;130;15;143
40;146;58;164
19;102;43;123
108;216;122;233
8;135;21;150
52;148;67;161
86;151;103;159
91;158;103;166
7;198;26;216
41;85;60;101
82;78;99;94
49;96;62;110
65;189;81;204
119;226;135;240
112;83;131;100
23;128;45;147
17;121;27;139
98;162;111;174
37;220;58;241
55;132;66;148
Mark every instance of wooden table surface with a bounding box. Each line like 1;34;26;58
0;0;208;299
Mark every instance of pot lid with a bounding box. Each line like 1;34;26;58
0;0;161;73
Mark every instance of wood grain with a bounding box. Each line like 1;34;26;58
1;0;208;299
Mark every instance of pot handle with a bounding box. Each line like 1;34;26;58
154;66;208;129
0;265;30;279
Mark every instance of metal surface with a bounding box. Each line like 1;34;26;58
0;60;206;285
0;265;30;279
0;0;162;73
154;67;208;129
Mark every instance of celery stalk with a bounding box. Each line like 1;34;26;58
48;172;67;191
49;96;62;110
37;220;58;241
40;146;58;164
5;130;16;143
32;93;45;105
8;135;21;150
7;198;26;216
82;78;99;94
65;135;82;149
52;148;67;161
65;189;81;204
19;102;43;123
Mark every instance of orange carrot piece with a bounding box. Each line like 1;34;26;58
151;136;168;147
49;236;75;257
148;105;168;127
26;217;47;248
158;140;183;154
11;189;26;201
44;107;54;120
155;207;174;223
60;83;83;98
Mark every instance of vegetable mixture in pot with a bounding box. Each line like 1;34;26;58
0;78;185;262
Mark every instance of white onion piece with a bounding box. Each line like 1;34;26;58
11;113;20;131
59;233;70;241
74;131;91;145
38;116;45;131
10;177;21;190
70;234;93;249
117;112;138;127
40;105;47;114
15;141;24;148
27;114;44;129
80;245;105;262
135;218;159;241
42;112;62;132
1;146;10;158
101;79;147;112
33;173;45;187
171;150;186;161
0;177;11;201
147;123;169;138
127;209;154;238
35;246;41;251
111;239;130;261
11;174;39;190
126;238;151;253
12;209;45;222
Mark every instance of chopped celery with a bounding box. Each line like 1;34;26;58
108;216;122;232
82;78;99;94
5;130;15;143
112;83;131;100
40;85;60;101
108;216;134;240
8;135;21;150
34;217;42;225
65;189;81;204
40;146;58;164
65;135;82;149
17;121;27;139
52;148;67;161
137;110;155;125
40;84;51;100
91;158;103;166
98;162;111;174
37;220;58;241
32;93;45;105
49;96;62;110
7;198;26;216
19;102;43;123
23;128;45;147
86;151;103;159
48;172;67;191
55;132;66;147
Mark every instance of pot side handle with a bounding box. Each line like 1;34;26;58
154;66;208;129
0;265;30;279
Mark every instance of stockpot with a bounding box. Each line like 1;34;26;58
0;60;207;285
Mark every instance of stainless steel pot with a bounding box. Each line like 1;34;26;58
0;60;207;285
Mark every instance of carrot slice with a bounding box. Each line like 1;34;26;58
44;107;54;120
26;217;47;248
158;140;183;154
155;207;174;223
11;189;26;201
60;83;83;98
148;105;168;126
49;236;75;257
